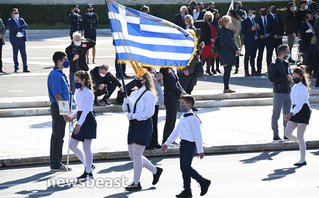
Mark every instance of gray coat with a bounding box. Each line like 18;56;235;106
0;18;5;45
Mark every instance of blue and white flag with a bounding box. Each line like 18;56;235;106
106;0;197;68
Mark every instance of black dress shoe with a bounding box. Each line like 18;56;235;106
154;144;162;149
125;182;142;191
245;73;251;77
200;179;211;196
216;69;221;74
211;70;217;74
14;69;18;73
23;70;30;73
152;167;163;185
176;190;192;198
206;71;213;75
273;136;282;141
145;146;154;150
123;74;130;78
294;161;307;166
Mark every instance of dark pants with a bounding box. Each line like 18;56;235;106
50;102;66;169
257;38;272;72
149;105;160;147
317;50;319;86
235;56;239;69
94;82;117;100
115;53;126;77
212;57;220;71
270;38;283;58
303;44;317;74
162;94;178;144
10;38;28;70
244;43;257;74
0;42;2;71
178;73;196;94
200;56;213;73
223;64;233;90
69;72;75;95
180;140;204;192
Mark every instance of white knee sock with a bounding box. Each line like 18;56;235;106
142;156;157;174
297;123;307;162
69;138;85;165
83;139;93;173
284;121;298;142
131;144;144;184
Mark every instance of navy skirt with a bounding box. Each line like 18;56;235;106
290;104;311;124
85;31;97;42
72;111;97;142
128;118;153;146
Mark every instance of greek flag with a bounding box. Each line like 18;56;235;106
106;0;196;68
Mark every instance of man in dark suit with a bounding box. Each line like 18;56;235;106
267;3;284;60
68;4;83;39
256;6;272;74
160;68;185;144
0;15;6;73
241;8;258;76
314;10;319;87
7;8;29;73
300;14;314;72
174;5;188;29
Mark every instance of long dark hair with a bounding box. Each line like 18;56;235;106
229;10;240;20
293;66;311;92
75;70;93;90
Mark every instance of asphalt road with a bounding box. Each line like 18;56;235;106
0;150;318;197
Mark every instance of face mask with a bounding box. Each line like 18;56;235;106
74;9;79;14
261;10;267;16
271;7;277;13
207;18;212;22
237;5;242;10
15;14;19;19
89;10;93;13
305;5;309;9
99;73;106;77
74;82;82;89
293;6;297;11
293;78;301;84
251;14;256;19
136;80;144;89
62;60;70;68
75;41;81;46
180;105;188;113
286;53;291;60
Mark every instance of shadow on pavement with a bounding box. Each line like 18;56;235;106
16;183;73;198
98;162;133;174
104;186;156;198
240;151;281;164
262;166;302;181
311;150;319;156
0;171;54;191
29;121;52;129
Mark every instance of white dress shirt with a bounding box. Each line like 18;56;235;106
71;87;94;126
291;82;310;115
165;110;204;153
122;86;156;121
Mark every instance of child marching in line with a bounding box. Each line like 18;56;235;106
162;95;211;198
68;70;97;181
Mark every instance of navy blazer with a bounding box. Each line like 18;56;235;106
267;13;284;37
219;27;239;66
256;16;269;36
315;18;319;50
241;17;258;45
7;17;28;42
174;13;186;29
299;22;313;52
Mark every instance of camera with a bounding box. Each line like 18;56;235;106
72;46;84;54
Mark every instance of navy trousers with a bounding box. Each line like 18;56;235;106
10;38;28;70
180;140;204;192
115;53;126;77
257;38;272;72
244;43;257;74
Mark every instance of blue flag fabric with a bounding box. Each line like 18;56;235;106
106;0;196;68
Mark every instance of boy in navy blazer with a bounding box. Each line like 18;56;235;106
241;8;258;76
7;8;29;72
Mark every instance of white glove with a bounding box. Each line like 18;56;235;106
127;112;133;120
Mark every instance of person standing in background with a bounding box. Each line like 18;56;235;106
229;10;241;75
268;3;284;59
285;2;298;64
0;14;6;73
175;6;188;29
235;1;247;21
83;4;98;64
69;4;83;39
314;9;319;87
7;8;29;73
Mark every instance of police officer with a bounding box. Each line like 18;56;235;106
83;4;98;64
69;4;83;39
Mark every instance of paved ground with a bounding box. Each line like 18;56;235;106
1;150;319;197
1;104;319;161
0;32;313;99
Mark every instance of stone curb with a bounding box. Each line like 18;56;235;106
26;29;112;35
1;141;319;168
